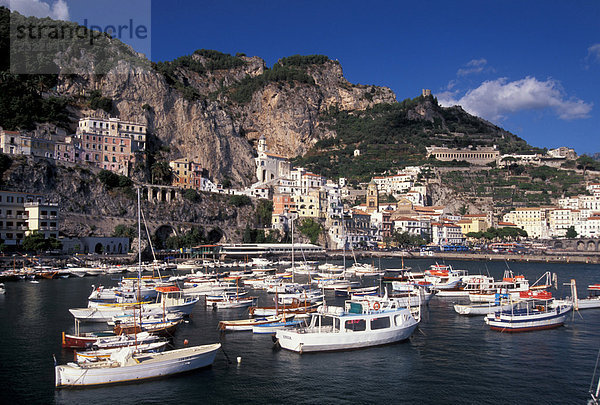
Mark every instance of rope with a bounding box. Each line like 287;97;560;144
590;347;600;395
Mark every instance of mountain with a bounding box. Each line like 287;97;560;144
1;8;536;187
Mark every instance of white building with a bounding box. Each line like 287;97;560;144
575;216;600;238
431;222;465;246
255;135;291;183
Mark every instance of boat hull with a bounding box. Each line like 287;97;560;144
485;306;572;332
55;343;220;387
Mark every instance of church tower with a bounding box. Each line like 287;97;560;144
366;180;379;213
258;134;267;153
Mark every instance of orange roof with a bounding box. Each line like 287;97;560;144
498;222;517;226
463;214;487;218
588;217;600;221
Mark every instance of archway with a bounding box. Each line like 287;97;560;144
577;241;586;251
588;241;597;252
207;227;224;243
118;243;123;254
94;243;103;254
155;225;177;248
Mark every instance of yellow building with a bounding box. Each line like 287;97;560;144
169;158;204;189
293;190;327;219
0;191;59;245
503;207;552;238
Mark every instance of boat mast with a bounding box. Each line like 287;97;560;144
137;188;142;326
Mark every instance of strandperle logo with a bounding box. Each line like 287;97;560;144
9;0;151;75
14;18;148;45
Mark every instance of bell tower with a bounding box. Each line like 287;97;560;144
366;180;379;213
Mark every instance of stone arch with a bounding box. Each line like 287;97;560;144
554;241;563;249
94;243;103;254
155;225;177;248
577;241;586;251
588;241;597;252
118;243;123;254
207;227;224;243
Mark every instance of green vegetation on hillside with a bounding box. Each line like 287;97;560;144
153;49;246;101
227;63;315;104
278;55;332;67
293;94;536;181
441;165;587;208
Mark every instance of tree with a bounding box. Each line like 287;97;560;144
565;226;578;239
229;195;251;207
392;231;426;248
255;199;273;227
22;232;62;252
183;189;201;203
298;218;323;244
151;161;172;185
577;155;600;176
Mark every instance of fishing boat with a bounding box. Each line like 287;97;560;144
218;315;292;331
484;292;572;332
274;295;420;353
75;341;168;362
249;298;320;316
55;343;221;387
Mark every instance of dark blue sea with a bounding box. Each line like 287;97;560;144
1;258;599;404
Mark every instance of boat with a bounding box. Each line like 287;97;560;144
484;292;572;332
205;294;257;309
218;315;292;331
252;319;305;334
55;343;221;387
274;294;420;353
554;283;600;310
454;293;515;316
0;283;5;294
69;286;199;323
75;341;168;362
334;286;379;297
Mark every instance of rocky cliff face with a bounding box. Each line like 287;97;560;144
3;156;254;241
53;47;396;186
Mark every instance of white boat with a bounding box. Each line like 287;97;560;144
75;341;168;362
55;343;221;387
206;294;257;309
69;286;199;322
484;296;572;332
554;283;600;310
454;293;515;315
218;315;291;331
0;283;5;294
274;296;420;353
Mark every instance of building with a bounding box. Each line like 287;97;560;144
76;117;147;174
255;135;291;183
548;147;577;160
0;191;59;246
503;207;552;239
575;216;600;238
432;222;465;246
366;181;379;213
169;158;205;189
426;145;500;165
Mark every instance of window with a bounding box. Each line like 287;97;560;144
345;319;366;332
371;317;390;330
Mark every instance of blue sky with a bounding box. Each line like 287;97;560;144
6;0;600;154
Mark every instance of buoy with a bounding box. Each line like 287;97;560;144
237;356;242;364
184;339;189;346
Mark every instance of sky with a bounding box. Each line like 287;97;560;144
5;0;600;155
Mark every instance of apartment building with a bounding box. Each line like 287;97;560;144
0;191;59;245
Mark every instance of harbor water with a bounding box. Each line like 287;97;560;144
1;258;599;404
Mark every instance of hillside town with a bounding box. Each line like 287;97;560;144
1;115;598;254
